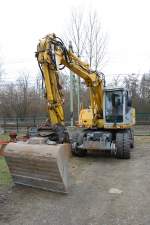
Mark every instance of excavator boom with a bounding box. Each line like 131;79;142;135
36;33;105;127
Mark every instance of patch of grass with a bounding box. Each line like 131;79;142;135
0;132;25;187
0;133;10;141
0;132;26;142
0;133;12;187
0;157;12;187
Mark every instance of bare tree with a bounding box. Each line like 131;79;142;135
0;56;4;82
64;9;86;118
65;9;107;70
0;82;16;117
64;9;107;120
0;73;45;118
123;74;139;97
15;73;47;118
109;74;122;87
0;64;2;81
84;11;107;70
65;9;86;57
140;72;150;101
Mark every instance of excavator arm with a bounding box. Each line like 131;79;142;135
36;33;105;129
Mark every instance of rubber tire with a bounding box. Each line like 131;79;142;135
63;132;70;143
72;145;87;157
130;129;134;148
71;131;87;157
116;132;130;159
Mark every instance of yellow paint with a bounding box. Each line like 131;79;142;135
36;33;135;130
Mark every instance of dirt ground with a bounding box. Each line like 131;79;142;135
0;135;150;225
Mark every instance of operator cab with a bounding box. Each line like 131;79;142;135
104;88;134;128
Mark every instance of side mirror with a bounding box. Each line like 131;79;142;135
127;97;132;107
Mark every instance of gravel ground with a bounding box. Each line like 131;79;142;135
0;136;150;225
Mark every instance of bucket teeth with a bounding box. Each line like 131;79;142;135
4;141;71;193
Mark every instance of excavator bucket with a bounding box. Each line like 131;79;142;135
3;138;71;193
0;142;8;156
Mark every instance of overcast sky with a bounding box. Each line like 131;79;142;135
0;0;150;81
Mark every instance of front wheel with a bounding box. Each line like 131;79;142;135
116;132;130;159
71;131;87;157
71;144;87;157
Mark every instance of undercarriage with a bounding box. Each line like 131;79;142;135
71;128;134;159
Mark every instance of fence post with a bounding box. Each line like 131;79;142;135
33;117;36;126
16;117;19;132
3;117;6;133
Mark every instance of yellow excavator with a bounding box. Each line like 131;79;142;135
0;33;135;193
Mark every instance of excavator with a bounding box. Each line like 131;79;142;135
0;33;135;193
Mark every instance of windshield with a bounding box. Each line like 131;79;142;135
105;90;123;123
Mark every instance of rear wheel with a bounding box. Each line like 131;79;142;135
116;132;130;159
